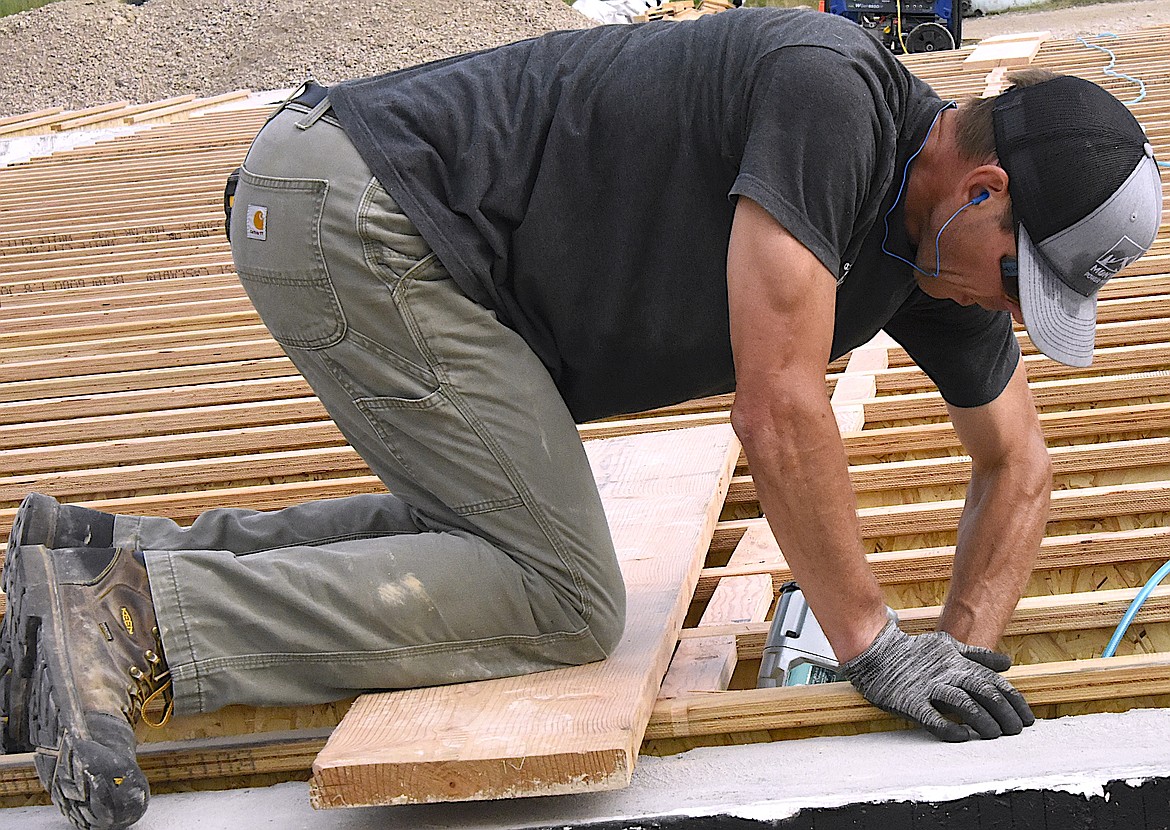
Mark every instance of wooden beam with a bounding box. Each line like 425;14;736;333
659;528;779;698
308;424;739;807
0;728;332;804
694;524;1170;604
678;583;1170;659
845;400;1170;461
724;435;1170;512
964;31;1050;70
645;651;1170;742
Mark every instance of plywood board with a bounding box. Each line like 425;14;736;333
308;423;740;807
964;32;1050;70
659;528;779;698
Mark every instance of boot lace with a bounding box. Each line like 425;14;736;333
126;627;174;728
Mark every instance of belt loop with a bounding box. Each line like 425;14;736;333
295;96;332;130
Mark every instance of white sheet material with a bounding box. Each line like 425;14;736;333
572;0;661;24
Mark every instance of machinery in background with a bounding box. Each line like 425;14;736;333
825;0;962;54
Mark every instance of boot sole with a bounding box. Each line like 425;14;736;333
3;494;110;755
1;508;41;753
6;543;149;830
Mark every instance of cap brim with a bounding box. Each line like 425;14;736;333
1017;224;1098;368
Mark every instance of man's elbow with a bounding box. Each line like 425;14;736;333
987;434;1052;505
1026;444;1054;503
730;387;831;458
729;396;768;452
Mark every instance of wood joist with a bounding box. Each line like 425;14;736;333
0;90;252;138
4;25;1170;805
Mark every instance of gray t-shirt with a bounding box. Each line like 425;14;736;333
330;8;1019;422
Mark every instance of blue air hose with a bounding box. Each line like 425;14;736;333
1102;560;1170;657
1077;33;1147;104
1077;32;1170;168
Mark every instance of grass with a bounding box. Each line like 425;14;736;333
0;0;61;17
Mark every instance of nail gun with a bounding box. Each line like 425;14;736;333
757;582;898;687
757;582;840;687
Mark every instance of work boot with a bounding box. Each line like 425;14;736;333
7;492;115;553
2;494;116;755
3;542;172;830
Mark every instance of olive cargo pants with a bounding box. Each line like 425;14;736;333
123;100;626;715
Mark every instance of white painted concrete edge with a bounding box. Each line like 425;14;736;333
8;706;1170;829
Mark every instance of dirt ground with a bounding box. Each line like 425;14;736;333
2;0;1170;117
964;0;1170;41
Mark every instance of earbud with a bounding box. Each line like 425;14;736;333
884;190;992;279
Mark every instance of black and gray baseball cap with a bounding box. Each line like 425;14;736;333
994;74;1163;367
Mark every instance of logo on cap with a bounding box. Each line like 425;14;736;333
1086;236;1144;285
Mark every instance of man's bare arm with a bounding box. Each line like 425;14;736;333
941;359;1052;647
727;198;1035;740
726;197;888;662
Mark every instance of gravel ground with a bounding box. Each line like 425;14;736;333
0;0;590;118
3;0;1170;119
964;0;1170;41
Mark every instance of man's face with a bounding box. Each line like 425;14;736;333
913;196;1022;323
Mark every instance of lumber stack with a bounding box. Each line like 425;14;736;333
1;23;1170;810
633;0;734;22
0;90;252;138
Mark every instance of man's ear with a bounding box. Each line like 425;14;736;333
964;164;1009;206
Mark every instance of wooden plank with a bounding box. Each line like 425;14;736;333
863;370;1170;425
53;95;198;130
127;89;251;123
645;651;1170;741
845;400;1170;461
0;100;129;137
0;106;64;129
964;32;1050;70
694;524;1170;603
0;729;333;803
724;436;1170;511
678;584;1170;660
710;473;1170;557
830;333;892;433
659;529;779;698
3;338;284;383
308;424;739;807
724;478;1170;546
0;357;296;405
0;375;307;427
875;341;1170;397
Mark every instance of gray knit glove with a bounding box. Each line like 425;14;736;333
842;620;1035;742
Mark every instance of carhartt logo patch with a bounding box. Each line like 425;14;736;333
121;607;134;636
1086;236;1143;285
247;205;268;241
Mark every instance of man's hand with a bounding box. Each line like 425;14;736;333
842;620;1035;741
